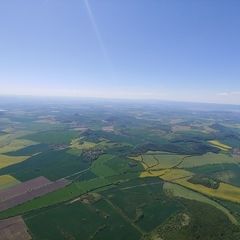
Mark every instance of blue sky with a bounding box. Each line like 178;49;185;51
0;0;240;104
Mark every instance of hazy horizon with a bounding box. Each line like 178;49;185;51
1;94;240;109
1;0;240;104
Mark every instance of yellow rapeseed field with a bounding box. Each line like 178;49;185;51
208;140;232;151
0;154;29;169
0;175;20;190
140;167;240;203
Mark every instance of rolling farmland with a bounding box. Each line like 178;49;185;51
0;101;240;240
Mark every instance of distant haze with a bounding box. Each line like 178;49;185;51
1;0;240;104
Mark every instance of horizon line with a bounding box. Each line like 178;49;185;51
0;93;240;107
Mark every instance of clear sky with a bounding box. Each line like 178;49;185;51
1;0;240;104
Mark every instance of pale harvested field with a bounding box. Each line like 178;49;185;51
102;125;114;132
171;125;192;132
0;216;31;240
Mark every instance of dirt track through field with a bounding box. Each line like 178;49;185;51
104;198;145;235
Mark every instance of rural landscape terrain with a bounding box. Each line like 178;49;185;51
0;98;240;240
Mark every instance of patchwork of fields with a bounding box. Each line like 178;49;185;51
0;103;240;240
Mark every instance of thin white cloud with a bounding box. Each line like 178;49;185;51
218;92;229;96
83;0;108;63
217;91;240;97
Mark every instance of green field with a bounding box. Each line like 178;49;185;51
179;153;238;168
0;149;91;181
163;182;237;224
102;178;183;232
6;143;50;156
23;130;79;144
154;200;240;240
91;154;117;177
190;163;240;187
25;200;141;240
131;152;185;170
